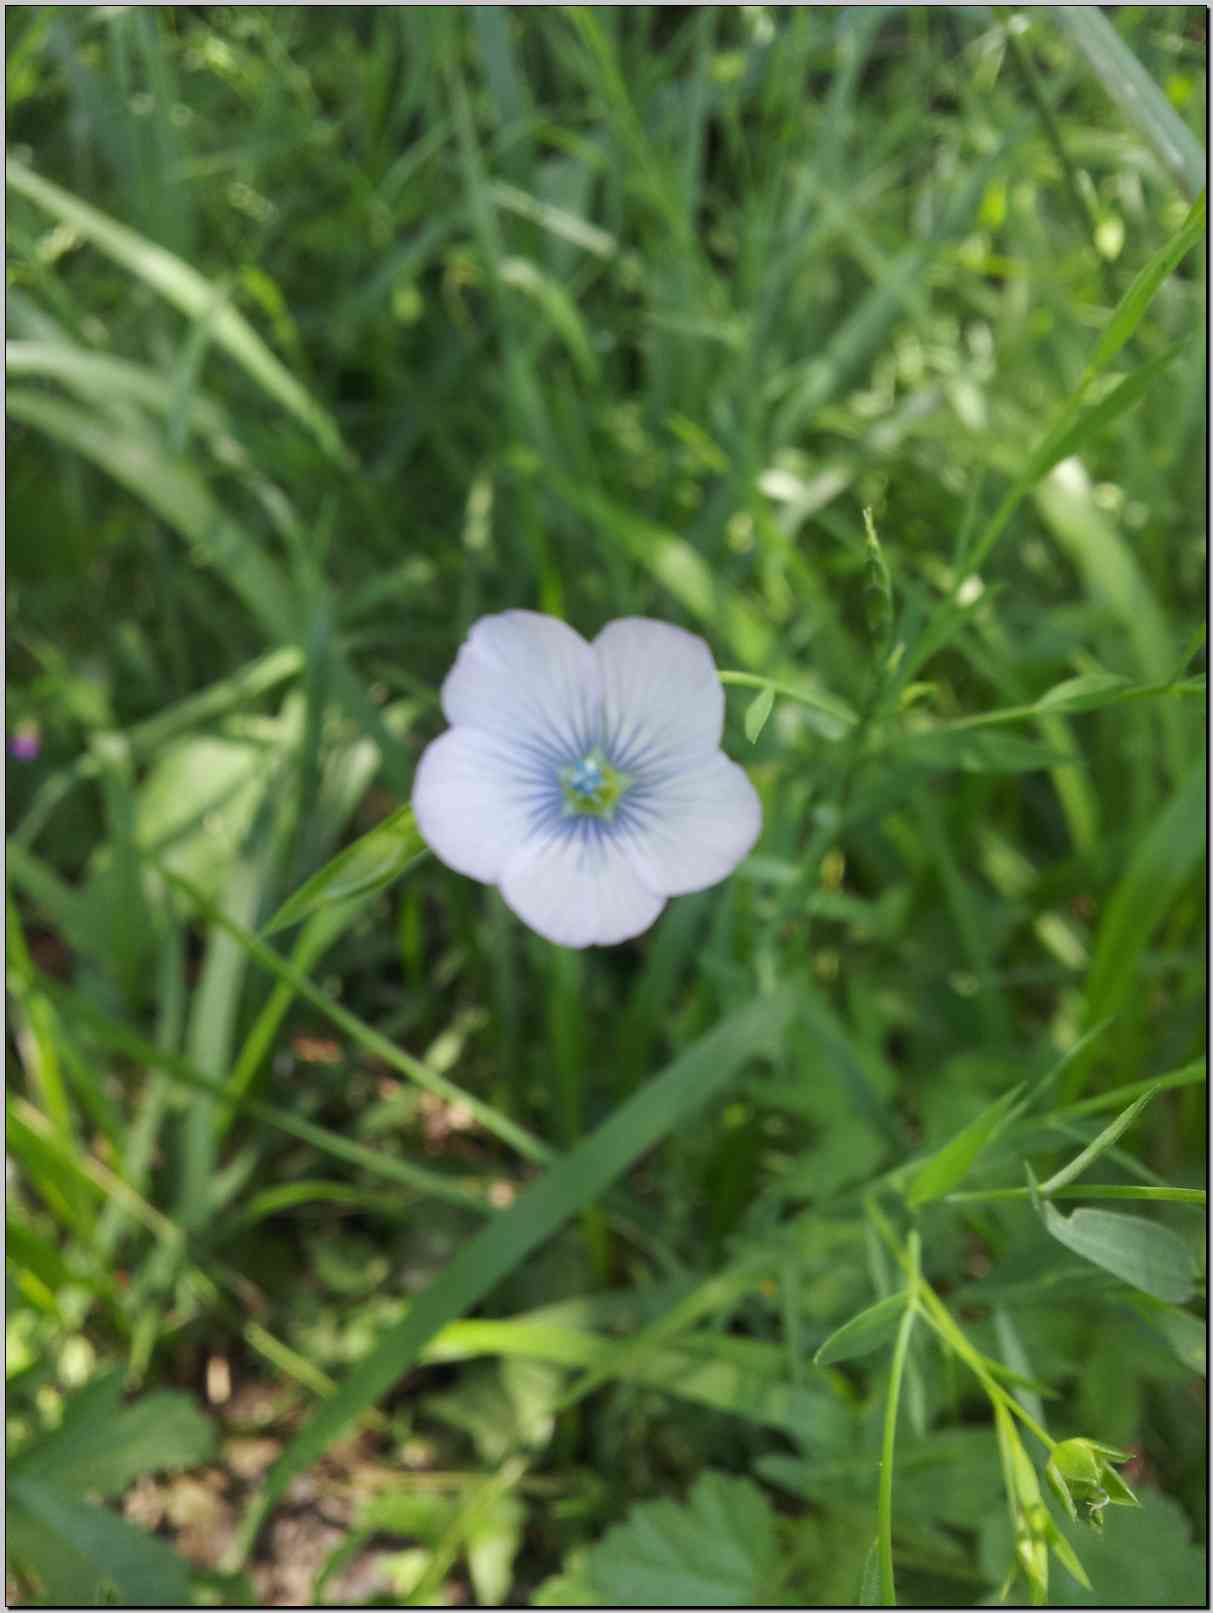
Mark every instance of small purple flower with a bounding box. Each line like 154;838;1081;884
8;732;40;761
412;612;762;948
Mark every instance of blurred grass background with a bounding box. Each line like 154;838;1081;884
5;5;1206;1607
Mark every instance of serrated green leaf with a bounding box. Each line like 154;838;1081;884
907;1084;1025;1207
583;1471;781;1607
10;1373;214;1497
744;684;776;744
1037;1201;1198;1304
814;1291;907;1365
262;805;426;936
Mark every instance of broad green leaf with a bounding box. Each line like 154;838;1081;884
1124;1295;1206;1377
1048;1491;1206;1607
744;684;776;744
8;1478;193;1606
1036;1197;1198;1304
136;737;269;902
906;1084;1025;1207
6;158;349;461
1037;1094;1157;1197
814;1292;907;1365
10;1372;214;1497
235;986;797;1562
263;805;427;936
582;1471;781;1607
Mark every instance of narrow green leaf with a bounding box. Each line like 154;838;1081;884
45;982;492;1213
157;863;548;1166
1090;193;1206;380
814;1292;907;1365
6;158;349;461
1086;758;1205;1027
263;806;427;936
1037;1093;1156;1198
235;987;797;1563
1033;671;1134;715
1051;11;1206;201
1030;345;1185;483
896;732;1075;774
906;1084;1025;1207
744;684;776;744
7;388;298;643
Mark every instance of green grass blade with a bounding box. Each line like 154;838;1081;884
6;158;350;461
157;863;551;1166
233;985;797;1563
1051;10;1206;201
44;981;492;1213
7;388;299;642
1085;758;1205;1030
1036;1093;1156;1198
905;1084;1025;1208
262;805;427;937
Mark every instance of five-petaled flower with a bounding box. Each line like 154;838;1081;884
412;612;762;948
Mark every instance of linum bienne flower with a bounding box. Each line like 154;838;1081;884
412;611;762;948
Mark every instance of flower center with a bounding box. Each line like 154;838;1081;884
560;747;632;819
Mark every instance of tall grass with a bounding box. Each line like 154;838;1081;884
6;7;1206;1607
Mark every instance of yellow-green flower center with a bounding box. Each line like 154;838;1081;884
560;749;632;818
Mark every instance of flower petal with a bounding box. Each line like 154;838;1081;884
501;824;666;948
593;618;724;772
442;610;601;762
412;727;537;884
621;752;762;896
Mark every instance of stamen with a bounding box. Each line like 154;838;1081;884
560;747;631;818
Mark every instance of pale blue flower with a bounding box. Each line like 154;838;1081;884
412;611;762;948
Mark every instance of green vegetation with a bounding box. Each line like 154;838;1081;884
6;6;1206;1606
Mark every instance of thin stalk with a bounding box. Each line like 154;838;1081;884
879;1230;920;1607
